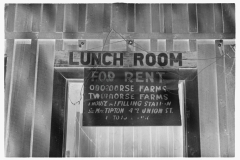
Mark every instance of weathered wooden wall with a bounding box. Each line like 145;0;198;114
4;3;235;157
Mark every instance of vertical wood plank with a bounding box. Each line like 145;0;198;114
214;4;223;33
112;3;127;33
172;4;189;33
78;4;86;32
197;40;220;157
103;4;111;32
63;83;76;157
151;4;160;33
163;4;172;33
159;4;164;33
215;40;229;156
133;127;139;157
80;127;90;157
5;4;16;32
188;4;197;33
159;127;168;157
136;4;151;33
56;4;64;32
172;41;188;157
224;44;235;157
197;4;215;33
14;4;33;32
31;4;42;32
6;41;36;157
123;127;134;157
64;4;79;32
108;127;114;157
141;127;151;157
86;4;104;33
127;4;135;32
168;127;174;157
222;4;235;33
4;39;14;133
113;127;122;157
75;113;80;157
40;4;57;32
32;41;55;157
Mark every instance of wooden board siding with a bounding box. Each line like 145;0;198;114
197;40;220;157
188;4;197;33
32;41;55;157
5;3;235;37
224;44;235;157
4;3;235;158
5;40;36;157
172;4;189;33
197;4;214;33
112;4;127;33
222;4;235;33
14;4;33;32
136;4;151;33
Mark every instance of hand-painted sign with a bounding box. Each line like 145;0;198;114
54;51;197;68
83;68;181;126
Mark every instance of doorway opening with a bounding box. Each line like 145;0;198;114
64;80;185;157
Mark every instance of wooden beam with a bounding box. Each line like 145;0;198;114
5;32;235;40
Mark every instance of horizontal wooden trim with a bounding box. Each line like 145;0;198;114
5;32;235;39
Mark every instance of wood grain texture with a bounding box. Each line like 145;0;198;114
214;4;223;33
31;4;42;32
151;4;160;33
173;40;189;51
103;4;111;32
32;41;55;157
56;4;64;32
197;41;220;157
222;4;235;33
78;4;87;32
215;40;229;156
188;4;197;33
40;4;57;32
224;45;235;157
172;4;189;33
5;4;16;32
112;3;127;33
163;4;172;33
86;4;104;33
4;39;14;134
6;41;36;157
127;4;135;32
197;4;215;33
14;4;32;32
64;4;79;32
136;4;151;33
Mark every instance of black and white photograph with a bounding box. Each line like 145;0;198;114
4;2;236;157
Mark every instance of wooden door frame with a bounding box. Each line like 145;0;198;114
49;67;201;157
